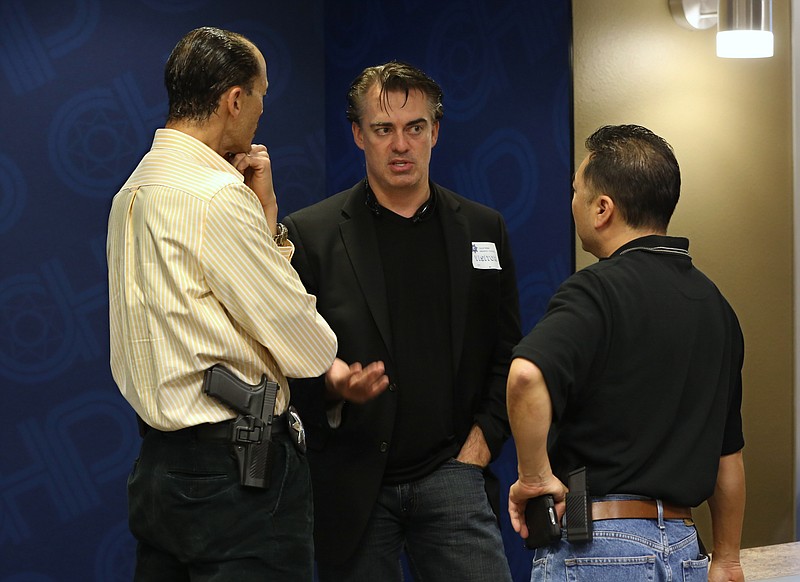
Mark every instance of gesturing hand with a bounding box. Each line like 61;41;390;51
325;358;390;404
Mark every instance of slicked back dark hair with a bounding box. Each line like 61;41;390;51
165;27;260;123
583;124;681;232
345;61;443;125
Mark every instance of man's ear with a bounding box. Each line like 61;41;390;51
352;121;365;151
224;86;243;118
594;195;615;228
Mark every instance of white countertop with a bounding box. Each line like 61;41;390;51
740;542;800;581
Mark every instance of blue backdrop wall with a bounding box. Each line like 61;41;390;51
0;1;572;580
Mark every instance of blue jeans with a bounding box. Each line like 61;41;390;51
318;458;512;582
128;428;313;581
530;496;708;582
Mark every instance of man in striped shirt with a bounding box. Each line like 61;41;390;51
106;27;337;581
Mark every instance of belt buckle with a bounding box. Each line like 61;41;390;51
287;406;306;453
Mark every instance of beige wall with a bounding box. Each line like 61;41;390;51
572;0;794;548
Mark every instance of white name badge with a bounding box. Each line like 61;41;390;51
471;242;502;270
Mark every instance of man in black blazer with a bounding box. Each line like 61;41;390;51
284;61;520;582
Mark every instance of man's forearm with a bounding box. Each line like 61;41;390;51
507;358;553;483
708;451;746;563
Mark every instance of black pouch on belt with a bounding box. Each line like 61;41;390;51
565;466;592;543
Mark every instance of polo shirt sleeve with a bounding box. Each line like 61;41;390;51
200;183;337;379
721;309;745;455
511;268;608;422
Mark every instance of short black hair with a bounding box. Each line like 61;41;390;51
164;27;260;123
345;61;443;125
583;124;681;231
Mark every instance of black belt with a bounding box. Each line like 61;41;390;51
141;414;288;441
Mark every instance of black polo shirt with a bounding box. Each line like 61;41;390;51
512;235;744;507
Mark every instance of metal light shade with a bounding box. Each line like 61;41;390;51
716;0;773;58
669;0;774;58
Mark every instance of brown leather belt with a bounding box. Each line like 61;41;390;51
592;500;692;521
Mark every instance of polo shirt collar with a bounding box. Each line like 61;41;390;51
610;234;690;259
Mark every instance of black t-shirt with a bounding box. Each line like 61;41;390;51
373;201;459;483
512;235;744;507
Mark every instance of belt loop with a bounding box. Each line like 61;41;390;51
656;499;665;529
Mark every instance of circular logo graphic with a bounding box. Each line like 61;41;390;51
0;153;26;234
0;273;77;382
48;88;144;198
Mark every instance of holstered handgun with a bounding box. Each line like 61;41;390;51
202;364;279;489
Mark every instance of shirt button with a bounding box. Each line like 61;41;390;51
380;441;389;452
389;383;397;392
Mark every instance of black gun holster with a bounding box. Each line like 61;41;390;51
202;364;280;489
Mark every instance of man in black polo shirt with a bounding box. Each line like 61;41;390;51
507;124;745;582
284;62;520;581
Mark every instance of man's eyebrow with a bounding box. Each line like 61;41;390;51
405;118;428;127
369;118;429;129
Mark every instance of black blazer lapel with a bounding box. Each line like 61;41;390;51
339;186;394;356
438;187;470;375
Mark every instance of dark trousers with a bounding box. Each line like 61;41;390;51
128;428;313;581
318;459;512;582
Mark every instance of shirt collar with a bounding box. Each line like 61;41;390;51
151;128;244;182
363;179;438;223
609;234;690;259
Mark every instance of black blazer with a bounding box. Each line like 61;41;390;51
284;180;521;564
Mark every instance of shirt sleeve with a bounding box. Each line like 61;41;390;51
512;269;608;421
200;183;337;378
721;308;745;455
